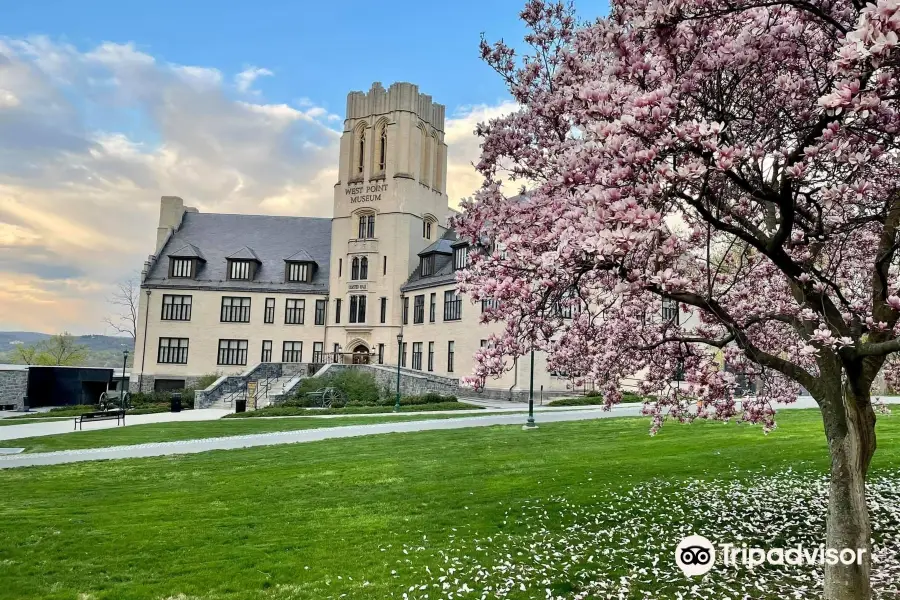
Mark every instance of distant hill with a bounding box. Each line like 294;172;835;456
0;332;134;367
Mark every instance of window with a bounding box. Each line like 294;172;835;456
171;258;193;278
339;258;342;278
261;340;272;363
158;338;188;364
377;123;387;172
264;298;275;324
443;290;462;321
356;128;366;176
377;343;385;364
287;262;310;282
217;339;248;366
447;341;455;373
402;296;409;325
427;341;434;372
161;295;192;321
423;219;433;240
221;297;251;323
420;255;435;277
662;298;680;325
412;342;423;370
315;299;326;325
480;339;487;347
282;341;303;363
429;293;436;322
674;358;686;382
454;246;468;270
481;298;500;313
229;260;253;280
351;256;368;280
335;298;342;324
420;126;431;185
333;343;340;362
313;342;324;363
349;295;367;323
401;342;407;367
380;297;387;324
413;295;425;324
285;299;305;324
383;255;387;275
358;214;375;239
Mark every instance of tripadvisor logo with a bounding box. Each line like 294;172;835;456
675;534;868;577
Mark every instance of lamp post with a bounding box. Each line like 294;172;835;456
394;332;403;412
524;349;537;430
121;348;129;409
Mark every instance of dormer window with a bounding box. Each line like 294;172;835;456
171;258;194;278
421;254;436;277
286;262;310;283
453;245;468;270
229;260;253;280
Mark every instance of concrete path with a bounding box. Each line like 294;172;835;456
0;407;643;469
0;409;231;442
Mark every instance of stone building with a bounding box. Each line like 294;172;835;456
131;82;574;398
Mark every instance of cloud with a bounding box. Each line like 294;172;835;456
235;66;273;93
443;101;519;206
0;37;341;334
0;35;514;334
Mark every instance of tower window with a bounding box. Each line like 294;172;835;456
423;218;434;240
349;295;367;323
351;257;359;280
351;256;369;281
360;257;368;279
357;214;375;239
378;124;387;172
357;129;365;175
419;126;430;186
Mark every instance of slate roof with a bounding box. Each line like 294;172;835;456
284;249;315;262
225;246;261;261
144;212;332;293
168;243;206;261
401;229;465;292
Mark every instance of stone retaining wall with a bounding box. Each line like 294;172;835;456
0;367;28;410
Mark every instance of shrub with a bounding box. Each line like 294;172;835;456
192;373;221;391
585;389;602;398
289;369;380;405
400;393;458;406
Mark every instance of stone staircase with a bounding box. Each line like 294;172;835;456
255;374;303;408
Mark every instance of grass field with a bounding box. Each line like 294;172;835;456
0;409;898;599
4;414;480;453
225;401;483;418
0;417;70;426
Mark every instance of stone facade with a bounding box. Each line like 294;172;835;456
0;367;28;410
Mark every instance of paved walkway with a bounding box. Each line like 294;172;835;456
1;396;896;470
0;409;231;442
0;407;642;469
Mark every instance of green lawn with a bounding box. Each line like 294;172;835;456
5;414;479;454
0;417;70;426
225;401;482;418
0;409;898;600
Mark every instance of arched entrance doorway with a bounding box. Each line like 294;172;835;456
352;344;371;364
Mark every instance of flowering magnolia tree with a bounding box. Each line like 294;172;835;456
455;1;900;597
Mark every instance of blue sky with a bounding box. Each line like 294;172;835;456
5;0;606;119
0;1;608;334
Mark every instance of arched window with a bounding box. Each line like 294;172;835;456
357;130;366;176
351;257;360;280
360;257;368;280
431;134;441;190
419;126;430;186
356;211;375;239
423;216;436;240
377;122;387;173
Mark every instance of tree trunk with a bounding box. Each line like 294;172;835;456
823;384;877;600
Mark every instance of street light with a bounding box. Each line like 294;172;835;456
523;349;537;430
121;348;129;410
395;332;403;412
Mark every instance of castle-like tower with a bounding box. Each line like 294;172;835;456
324;82;450;363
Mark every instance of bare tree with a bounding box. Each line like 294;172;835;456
104;276;139;340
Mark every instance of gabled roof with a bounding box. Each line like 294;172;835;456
402;229;461;292
145;212;331;293
417;238;454;257
168;244;206;261
284;249;315;263
226;246;261;261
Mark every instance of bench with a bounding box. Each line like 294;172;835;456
74;410;125;430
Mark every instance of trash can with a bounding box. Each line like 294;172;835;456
235;399;247;413
170;392;182;413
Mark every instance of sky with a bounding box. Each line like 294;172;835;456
0;0;607;335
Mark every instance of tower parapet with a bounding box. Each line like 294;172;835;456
346;82;445;132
